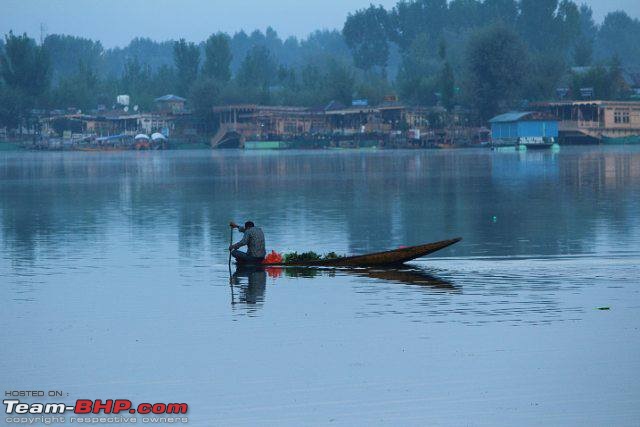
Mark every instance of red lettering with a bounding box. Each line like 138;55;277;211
137;403;152;414
74;400;93;414
113;400;132;414
92;399;113;414
152;403;166;414
166;403;188;414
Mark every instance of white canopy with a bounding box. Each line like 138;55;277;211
151;132;167;141
134;134;150;140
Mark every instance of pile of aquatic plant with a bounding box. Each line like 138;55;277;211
324;252;341;259
283;251;345;263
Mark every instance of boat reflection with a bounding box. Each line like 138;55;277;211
283;266;458;291
229;264;458;306
345;267;458;291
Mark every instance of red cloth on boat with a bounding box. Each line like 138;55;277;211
262;250;283;264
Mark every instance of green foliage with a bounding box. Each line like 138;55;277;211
388;0;448;50
343;5;390;71
573;2;596;66
283;251;321;263
1;31;50;100
396;33;440;105
102;38;174;78
43;35;103;83
203;33;232;82
237;45;277;87
523;53;567;101
324;59;355;105
283;251;344;263
440;61;455;110
1;0;638;129
153;64;178;95
120;57;155;110
595;11;640;68
188;77;221;129
236;45;277;103
518;0;558;52
556;0;581;56
481;0;518;26
51;60;100;110
573;38;593;67
354;72;393;106
448;0;483;31
464;24;527;121
570;56;629;100
0;85;28;129
0;32;49;128
173;39;200;96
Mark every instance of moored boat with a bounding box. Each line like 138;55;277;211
602;135;640;145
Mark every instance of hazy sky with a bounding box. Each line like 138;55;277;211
2;0;639;48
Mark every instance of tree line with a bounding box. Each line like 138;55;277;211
1;0;639;130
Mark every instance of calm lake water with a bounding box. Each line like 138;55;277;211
1;147;639;426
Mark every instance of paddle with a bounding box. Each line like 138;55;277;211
228;224;233;271
228;223;235;304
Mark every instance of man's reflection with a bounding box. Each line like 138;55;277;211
230;265;267;305
229;264;457;307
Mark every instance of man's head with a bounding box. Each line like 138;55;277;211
244;221;255;229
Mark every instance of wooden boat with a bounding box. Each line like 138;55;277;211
241;238;462;267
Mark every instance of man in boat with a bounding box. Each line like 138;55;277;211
229;221;266;264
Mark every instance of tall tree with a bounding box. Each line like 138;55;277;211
189;77;220;130
595;11;640;68
518;0;559;52
0;31;50;99
173;39;200;96
102;38;174;79
342;5;390;72
555;0;581;59
203;33;232;82
448;0;483;31
152;64;178;95
481;0;518;27
523;53;566;100
0;85;28;130
120;57;154;109
236;45;277;103
440;61;455;110
437;40;455;110
43;34;103;83
388;0;448;51
0;32;50;131
396;33;440;105
573;4;596;66
324;59;355;105
52;59;100;110
464;24;528;121
570;57;628;100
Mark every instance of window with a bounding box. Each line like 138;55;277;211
614;110;630;124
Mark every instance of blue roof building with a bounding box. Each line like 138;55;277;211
489;111;558;146
154;94;187;114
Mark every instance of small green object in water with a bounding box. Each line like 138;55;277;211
492;216;497;223
597;307;610;310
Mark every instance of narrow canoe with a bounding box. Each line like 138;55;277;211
250;237;462;267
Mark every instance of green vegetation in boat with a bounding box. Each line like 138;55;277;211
283;251;345;263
